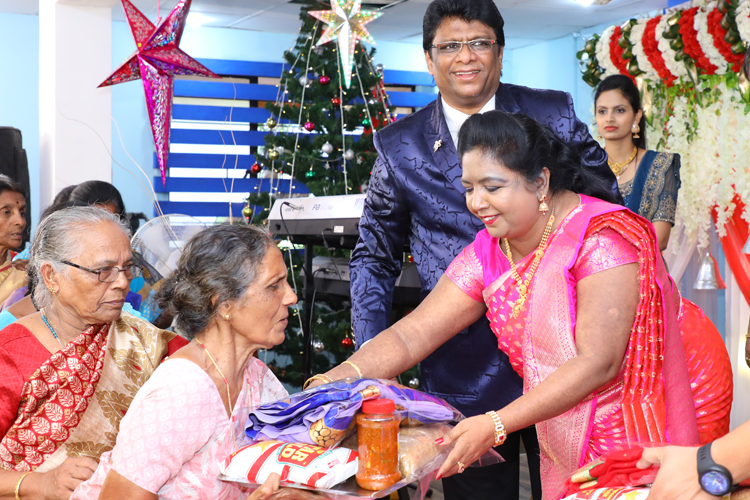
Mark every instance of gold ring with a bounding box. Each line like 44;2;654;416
456;461;466;474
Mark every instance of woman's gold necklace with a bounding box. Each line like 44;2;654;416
196;340;237;450
502;197;556;319
608;146;638;178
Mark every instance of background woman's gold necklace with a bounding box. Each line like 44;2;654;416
608;146;638;178
502;197;556;318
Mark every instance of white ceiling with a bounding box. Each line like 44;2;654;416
0;0;667;49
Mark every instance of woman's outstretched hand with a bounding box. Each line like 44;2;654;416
435;414;495;479
637;446;713;500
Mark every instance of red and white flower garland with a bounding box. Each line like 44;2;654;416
679;7;718;75
642;16;677;85
656;15;689;79
631;19;660;81
695;3;730;74
595;26;621;78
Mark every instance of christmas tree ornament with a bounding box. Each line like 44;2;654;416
322;141;334;154
376;63;384;75
324;162;331;170
306;168;316;179
356;156;364;164
100;0;220;186
341;337;354;349
268;149;280;161
313;45;325;55
408;378;420;389
275;146;285;155
242;205;253;219
299;75;311;86
313;339;325;353
361;118;370;126
331;96;342;106
304;121;316;132
319;75;331;85
251;162;262;174
309;0;382;88
344;149;356;160
266;117;277;129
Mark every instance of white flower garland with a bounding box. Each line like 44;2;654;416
595;26;620;78
631;18;660;82
736;0;750;45
694;2;729;74
656;15;688;80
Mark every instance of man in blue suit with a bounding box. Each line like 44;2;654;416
349;1;619;499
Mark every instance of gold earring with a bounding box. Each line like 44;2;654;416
539;195;549;214
48;287;55;295
224;314;230;320
632;123;640;139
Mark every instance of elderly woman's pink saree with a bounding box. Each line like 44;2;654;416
446;195;731;500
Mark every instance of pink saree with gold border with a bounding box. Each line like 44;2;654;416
445;196;705;500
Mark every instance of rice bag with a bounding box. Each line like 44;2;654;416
220;440;358;490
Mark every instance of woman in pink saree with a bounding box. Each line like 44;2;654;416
315;111;731;500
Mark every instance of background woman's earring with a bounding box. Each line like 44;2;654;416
48;287;55;295
224;314;231;320
632;123;640;139
539;196;549;214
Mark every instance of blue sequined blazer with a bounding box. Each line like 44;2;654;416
350;82;617;417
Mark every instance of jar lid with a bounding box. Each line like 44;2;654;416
362;398;395;414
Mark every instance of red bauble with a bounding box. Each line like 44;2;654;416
363;127;372;135
331;97;342;106
304;121;315;131
341;337;354;349
319;75;331;85
251;162;262;174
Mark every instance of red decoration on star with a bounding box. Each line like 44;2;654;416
99;0;220;185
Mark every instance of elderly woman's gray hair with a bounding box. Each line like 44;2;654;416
155;224;276;339
29;206;130;308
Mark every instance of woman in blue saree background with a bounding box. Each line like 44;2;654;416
595;74;680;252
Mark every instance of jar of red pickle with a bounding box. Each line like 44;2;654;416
355;398;402;490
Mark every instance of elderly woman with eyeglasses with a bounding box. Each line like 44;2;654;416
0;206;186;500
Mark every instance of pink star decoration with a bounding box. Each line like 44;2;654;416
100;0;220;185
309;0;381;88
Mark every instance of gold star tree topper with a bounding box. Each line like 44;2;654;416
309;0;382;88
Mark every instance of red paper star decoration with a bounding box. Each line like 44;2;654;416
100;0;220;185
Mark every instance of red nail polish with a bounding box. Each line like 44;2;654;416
435;437;444;445
436;474;442;480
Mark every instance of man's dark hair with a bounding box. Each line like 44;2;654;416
423;0;505;53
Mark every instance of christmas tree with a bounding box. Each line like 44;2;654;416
245;0;420;391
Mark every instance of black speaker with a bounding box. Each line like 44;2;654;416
0;127;31;245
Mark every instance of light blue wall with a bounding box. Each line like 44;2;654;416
0;13;39;229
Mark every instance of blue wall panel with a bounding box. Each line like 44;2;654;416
158;58;436;218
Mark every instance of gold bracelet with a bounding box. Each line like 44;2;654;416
15;471;33;500
342;360;363;379
486;411;507;446
303;374;332;390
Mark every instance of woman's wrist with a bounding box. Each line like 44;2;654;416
15;471;34;500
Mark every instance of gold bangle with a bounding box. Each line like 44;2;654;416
15;471;33;500
303;374;332;390
342;360;363;379
486;411;507;446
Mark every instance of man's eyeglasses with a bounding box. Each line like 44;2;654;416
430;39;498;55
61;260;143;283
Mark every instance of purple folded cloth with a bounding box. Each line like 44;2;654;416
246;378;462;447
